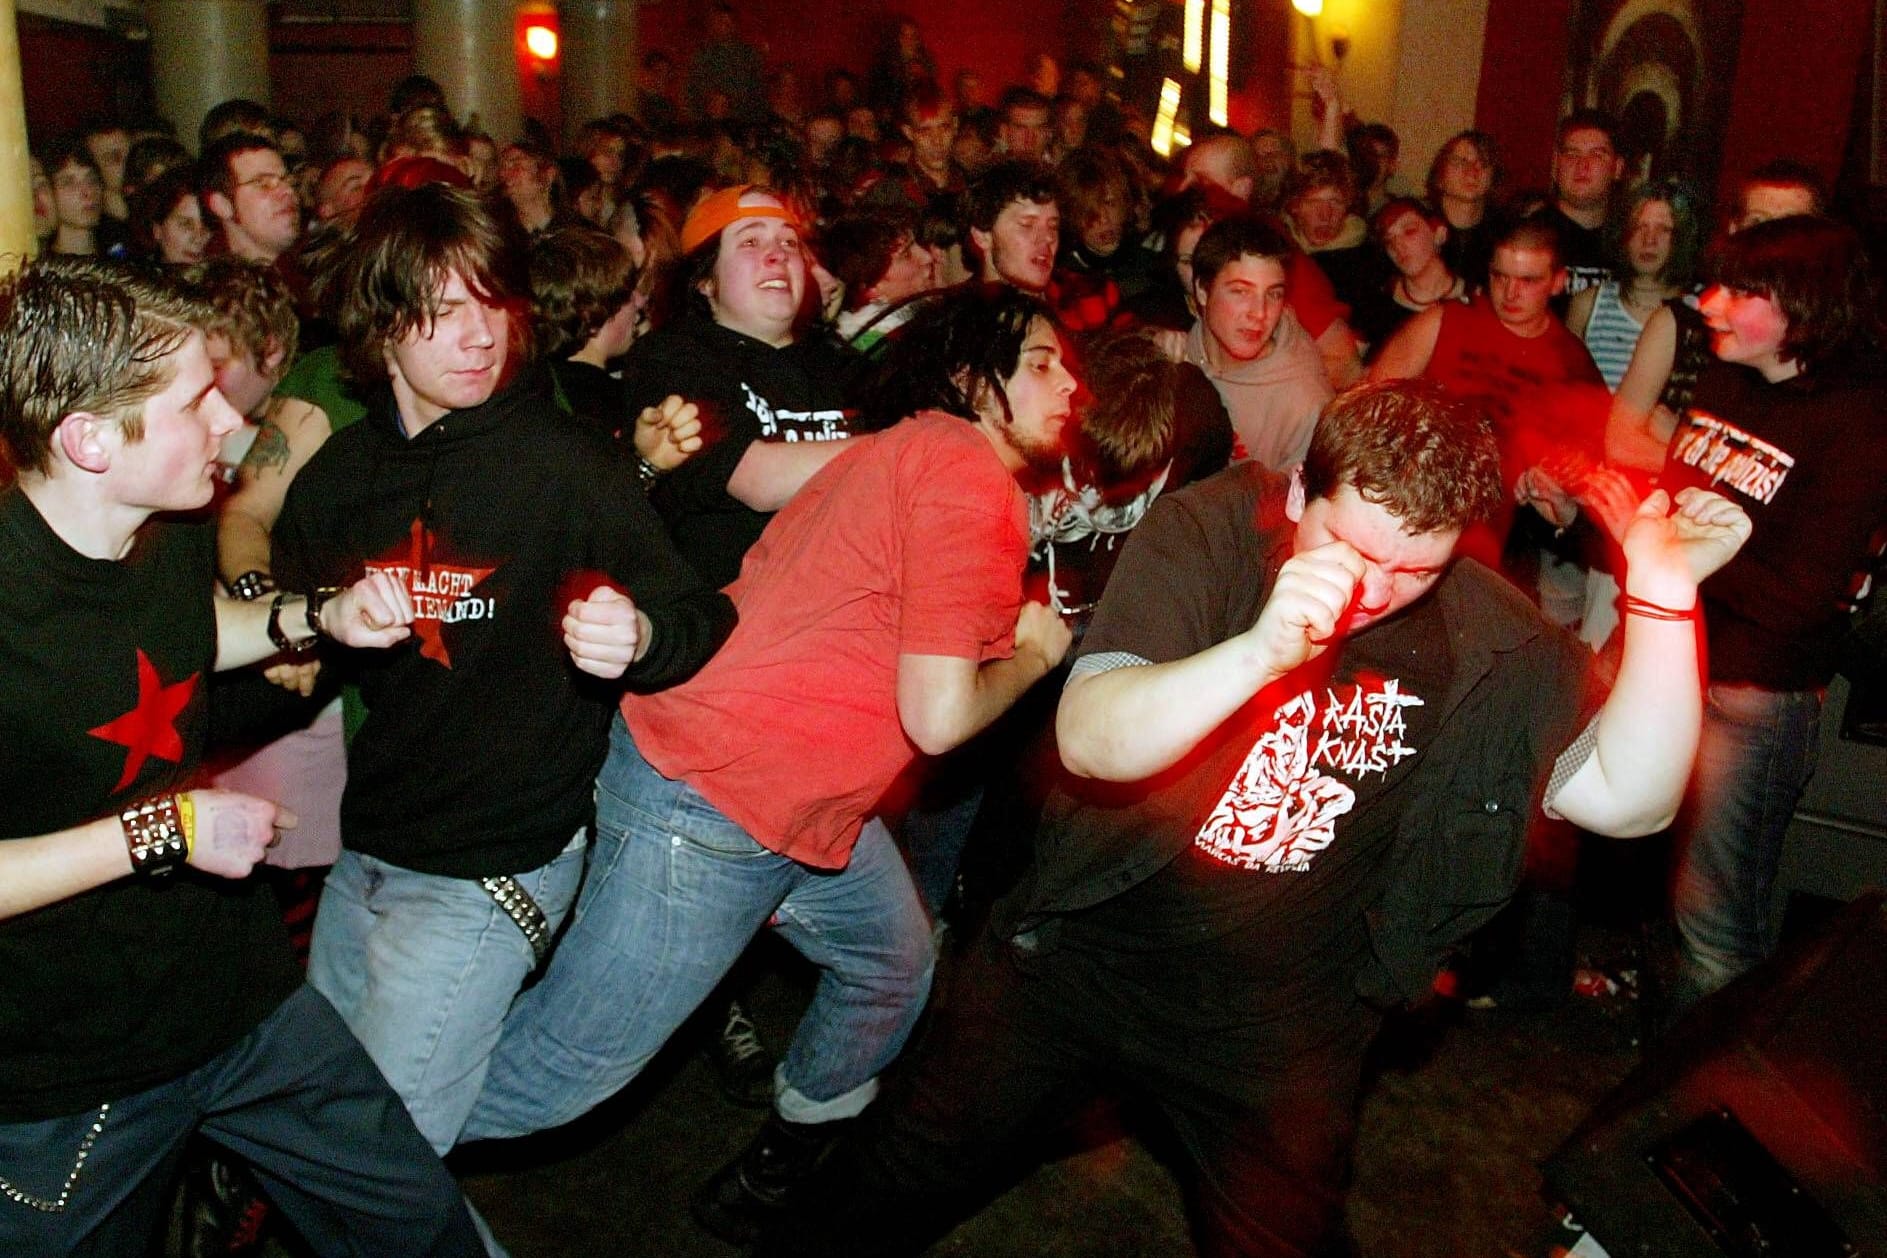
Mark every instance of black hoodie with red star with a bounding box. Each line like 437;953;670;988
272;366;736;879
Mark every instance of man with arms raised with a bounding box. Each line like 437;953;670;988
0;259;479;1256
763;380;1751;1257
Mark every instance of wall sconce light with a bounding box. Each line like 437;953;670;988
524;23;559;62
1291;0;1323;16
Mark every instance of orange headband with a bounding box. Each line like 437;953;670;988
680;184;798;254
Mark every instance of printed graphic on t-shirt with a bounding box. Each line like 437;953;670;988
741;382;848;443
1447;350;1570;434
364;517;497;668
1195;677;1424;873
88;648;200;792
1669;410;1794;506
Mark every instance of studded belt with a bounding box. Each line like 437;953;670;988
479;875;551;966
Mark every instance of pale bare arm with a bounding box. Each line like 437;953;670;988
1603;305;1681;474
1564;284;1598;341
218;398;332;585
1316;317;1365;389
1058;543;1366;781
898;603;1073;756
726;438;854;513
0;790;292;921
1366;305;1443;382
1547;489;1753;836
213;571;417;672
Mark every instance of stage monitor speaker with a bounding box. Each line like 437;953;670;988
1543;892;1887;1257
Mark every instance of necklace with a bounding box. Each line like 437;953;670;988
1397;273;1456;308
1621;282;1667;317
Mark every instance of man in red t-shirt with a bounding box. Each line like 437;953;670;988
1370;219;1606;614
460;287;1076;1243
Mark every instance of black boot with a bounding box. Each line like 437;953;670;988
691;1113;852;1244
702;996;776;1110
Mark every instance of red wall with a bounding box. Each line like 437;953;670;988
1715;0;1871;208
270;21;414;132
636;2;1069;110
21;14;143;146
1473;0;1574;194
1474;0;1869;207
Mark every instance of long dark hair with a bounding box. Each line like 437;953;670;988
857;283;1054;427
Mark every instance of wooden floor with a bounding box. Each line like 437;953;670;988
452;927;1648;1258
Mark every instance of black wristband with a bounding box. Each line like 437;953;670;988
305;587;341;641
267;592;317;656
122;794;188;876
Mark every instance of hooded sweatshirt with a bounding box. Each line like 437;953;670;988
1178;308;1334;473
272;366;736;878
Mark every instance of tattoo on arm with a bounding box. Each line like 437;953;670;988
241;421;292;477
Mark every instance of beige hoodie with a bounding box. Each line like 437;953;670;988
1155;308;1333;473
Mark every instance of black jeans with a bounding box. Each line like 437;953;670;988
0;984;482;1257
768;927;1371;1258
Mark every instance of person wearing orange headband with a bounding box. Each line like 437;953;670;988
610;183;862;591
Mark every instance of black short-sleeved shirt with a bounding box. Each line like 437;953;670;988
1661;354;1887;690
1066;546;1455;1035
623;313;861;588
0;490;298;1121
1016;462;1593;1008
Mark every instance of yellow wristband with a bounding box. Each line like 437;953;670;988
175;791;196;859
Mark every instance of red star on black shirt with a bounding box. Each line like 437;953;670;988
365;517;495;669
88;649;199;793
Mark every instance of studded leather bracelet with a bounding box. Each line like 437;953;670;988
122;792;192;876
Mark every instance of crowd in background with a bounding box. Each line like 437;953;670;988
9;6;1887;1256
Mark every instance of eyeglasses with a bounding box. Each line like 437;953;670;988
236;171;291;193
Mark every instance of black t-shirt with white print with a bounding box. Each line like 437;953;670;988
1067;593;1453;1027
1661;353;1887;690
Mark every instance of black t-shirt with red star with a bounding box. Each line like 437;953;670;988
0;488;299;1122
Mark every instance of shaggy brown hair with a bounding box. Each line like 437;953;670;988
1301;379;1502;535
529;226;637;359
330;182;530;388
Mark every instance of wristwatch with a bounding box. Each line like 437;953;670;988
267;591;318;656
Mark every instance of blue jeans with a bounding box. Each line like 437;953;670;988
462;717;934;1141
0;985;481;1257
307;838;585;1154
1670;684;1823;1013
